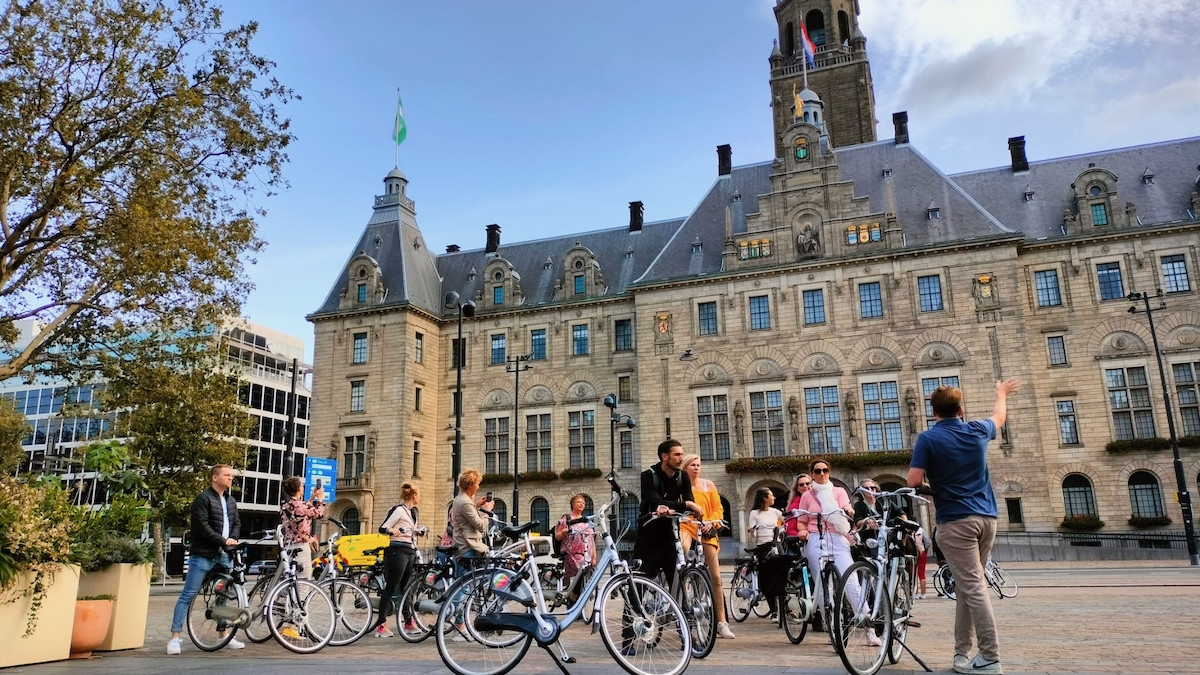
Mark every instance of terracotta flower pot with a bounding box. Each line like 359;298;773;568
70;599;114;659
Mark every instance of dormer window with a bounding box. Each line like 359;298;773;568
1091;203;1109;226
625;246;635;259
927;207;940;220
493;286;504;305
1142;169;1154;185
692;241;703;254
357;283;367;303
1024;186;1035;202
882;165;892;178
1089;185;1103;197
574;274;585;295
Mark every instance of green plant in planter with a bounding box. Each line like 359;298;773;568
1127;515;1172;527
1059;514;1105;531
73;491;154;574
0;477;80;636
78;594;116;601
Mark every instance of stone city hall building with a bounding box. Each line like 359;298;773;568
307;0;1200;551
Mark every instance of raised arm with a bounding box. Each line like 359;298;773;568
988;378;1021;429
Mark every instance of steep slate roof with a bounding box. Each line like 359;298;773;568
434;217;683;315
835;140;1011;246
950;136;1200;240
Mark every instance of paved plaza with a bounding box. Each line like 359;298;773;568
12;562;1200;674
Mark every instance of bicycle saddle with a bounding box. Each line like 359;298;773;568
498;520;540;540
362;547;386;557
435;544;456;554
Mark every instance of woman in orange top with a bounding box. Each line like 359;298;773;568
680;454;736;640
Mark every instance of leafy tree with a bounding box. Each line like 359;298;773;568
0;0;294;380
0;397;27;475
96;331;251;578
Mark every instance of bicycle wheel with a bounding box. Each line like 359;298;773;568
242;575;274;643
819;564;841;646
681;566;716;659
888;567;913;664
266;578;336;654
575;566;597;625
727;562;752;623
597;573;691;675
781;567;809;644
751;567;772;618
938;567;956;600
435;569;533;675
324;578;373;646
186;573;241;651
834;561;891;675
993;566;1018;598
398;573;440;643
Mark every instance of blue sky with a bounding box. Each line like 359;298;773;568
223;0;1200;360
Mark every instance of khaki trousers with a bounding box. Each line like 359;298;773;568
937;515;999;661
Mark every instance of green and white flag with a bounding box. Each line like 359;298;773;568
392;91;407;147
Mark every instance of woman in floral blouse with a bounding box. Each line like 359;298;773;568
554;494;596;604
280;476;325;579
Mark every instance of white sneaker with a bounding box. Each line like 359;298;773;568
166;637;181;655
956;654;1003;674
226;637;245;650
716;622;736;639
953;654;971;671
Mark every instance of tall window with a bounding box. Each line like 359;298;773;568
698;301;718;335
491;334;506;364
1128;471;1165;518
1106;366;1154;439
803;385;842;453
859;282;883;318
343;434;366;477
1162;254;1191;293
452;337;467;368
1096;262;1124;300
342;508;360;535
863;380;903;450
1062;474;1097;517
750;390;785;457
568;410;596;468
412;441;421;477
1034;269;1062;307
526;414;553;472
1057;401;1079;444
349;380;365;412
917;275;943;312
620;430;634;468
414;387;422;411
491;499;507;525
696;394;730;461
920;375;959;428
530;329;546;360
803;289;825;325
614;319;633;351
574;274;585;295
357;283;367;303
572;325;589;356
414;332;424;363
749;295;771;330
619;495;639;533
618;376;632;402
531;498;550;532
352;332;368;364
493;286;504;305
1047;336;1068;366
1091;203;1109;226
485;416;510;474
1174;361;1200;436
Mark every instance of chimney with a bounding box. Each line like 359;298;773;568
717;144;732;176
445;244;460;253
893;111;909;145
628;201;644;232
485;224;500;253
1008;136;1029;173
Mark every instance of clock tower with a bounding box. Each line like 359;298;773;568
768;0;876;154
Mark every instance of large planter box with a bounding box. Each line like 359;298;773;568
0;564;80;668
77;563;152;651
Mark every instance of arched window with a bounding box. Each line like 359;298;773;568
805;10;826;46
1061;474;1097;517
342;507;360;535
1128;471;1164;518
619;494;640;534
837;11;850;45
492;498;508;525
783;21;795;57
581;494;595;517
531;497;550;533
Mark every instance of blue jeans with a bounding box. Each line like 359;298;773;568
171;552;230;633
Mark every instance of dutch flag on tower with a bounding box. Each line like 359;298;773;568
800;22;817;69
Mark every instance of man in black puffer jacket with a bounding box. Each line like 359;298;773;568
167;464;243;655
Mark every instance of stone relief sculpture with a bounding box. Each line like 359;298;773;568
788;395;801;442
798;224;820;255
844;391;858;438
733;399;746;449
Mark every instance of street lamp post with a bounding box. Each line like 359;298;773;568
444;292;475;496
506;354;531;525
1128;289;1199;566
603;394;636;532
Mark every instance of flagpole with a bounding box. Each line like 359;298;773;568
395;88;400;169
802;50;808;90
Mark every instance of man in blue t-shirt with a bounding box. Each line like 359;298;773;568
908;378;1019;675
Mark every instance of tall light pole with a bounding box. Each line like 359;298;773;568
444;292;475;496
604;393;636;532
1128;289;1199;566
506;354;531;525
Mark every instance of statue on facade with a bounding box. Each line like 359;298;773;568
844;391;857;438
798;225;820;255
788;395;801;442
733;399;746;449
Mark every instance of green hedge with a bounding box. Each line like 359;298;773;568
1128;515;1172;527
724;450;913;474
1059;514;1104;531
481;472;513;485
521;470;560;483
559;467;603;481
1107;436;1200;453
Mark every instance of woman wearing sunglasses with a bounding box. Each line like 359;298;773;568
784;474;812;554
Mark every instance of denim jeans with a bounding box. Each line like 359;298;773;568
171;551;230;633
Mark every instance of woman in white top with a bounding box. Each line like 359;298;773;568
376;482;426;636
745;486;782;616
